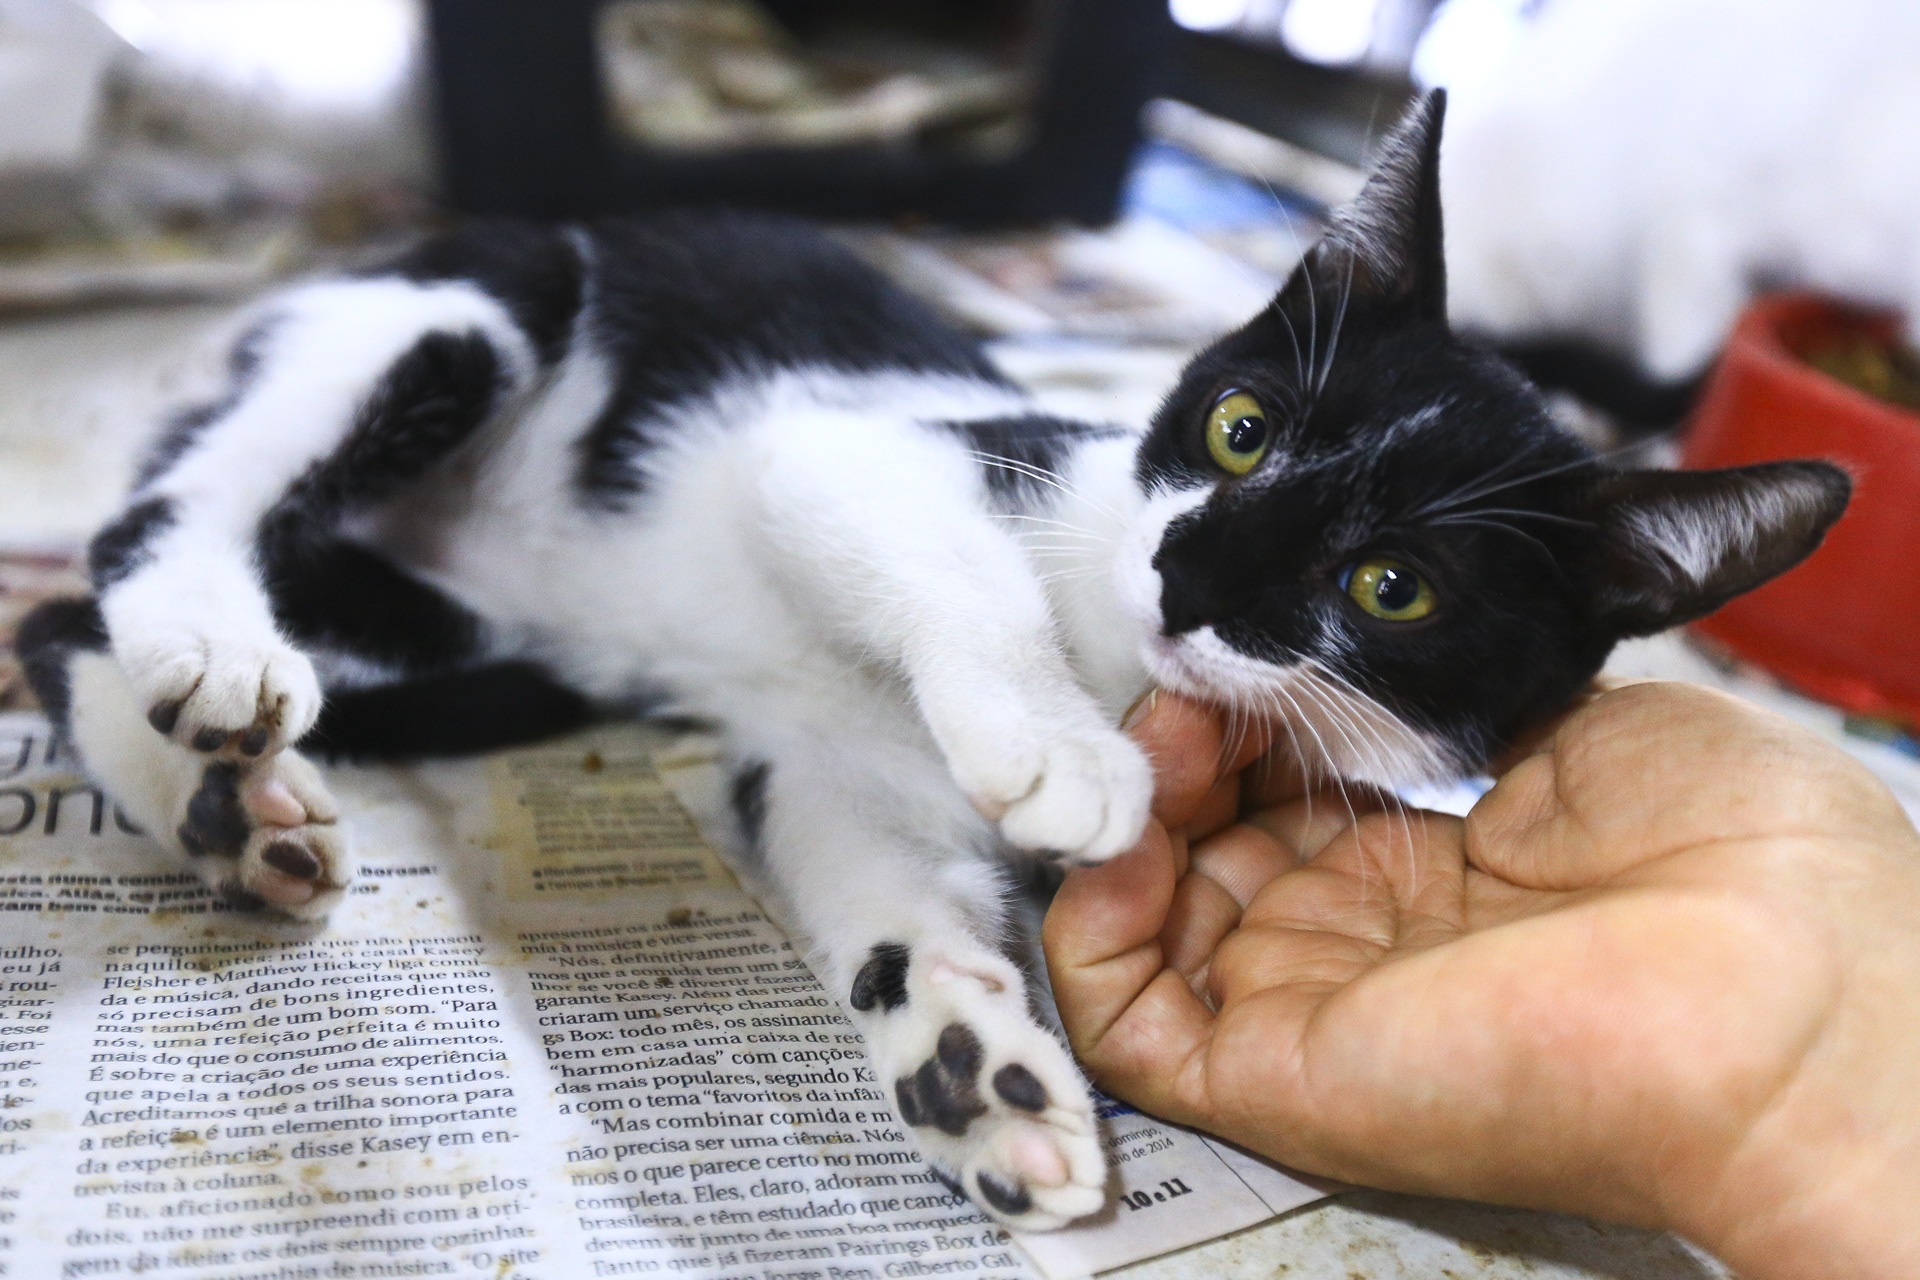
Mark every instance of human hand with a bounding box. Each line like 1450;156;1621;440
1047;682;1920;1279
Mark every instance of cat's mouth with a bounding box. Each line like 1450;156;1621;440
1143;628;1455;787
1142;626;1289;706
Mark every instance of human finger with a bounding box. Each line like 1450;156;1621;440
1047;830;1219;1116
1245;784;1394;863
1187;772;1241;843
1046;820;1194;1052
1160;822;1301;980
1469;681;1902;890
1125;690;1230;828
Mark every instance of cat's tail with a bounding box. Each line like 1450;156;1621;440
1488;337;1705;434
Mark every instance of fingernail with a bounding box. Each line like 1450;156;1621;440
1121;688;1159;731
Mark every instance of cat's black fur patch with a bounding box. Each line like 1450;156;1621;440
177;762;249;859
942;414;1125;507
573;212;1009;508
271;330;505;522
992;1063;1048;1113
302;663;598;761
248;330;508;691
266;541;486;677
850;942;911;1014
384;221;584;366
894;1022;987;1137
88;497;176;590
729;760;771;865
14;596;108;727
134;320;274;489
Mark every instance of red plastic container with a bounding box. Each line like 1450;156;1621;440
1682;293;1920;722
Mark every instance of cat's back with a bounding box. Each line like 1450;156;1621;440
585;212;996;379
378;210;997;384
382;210;1006;505
360;211;1032;688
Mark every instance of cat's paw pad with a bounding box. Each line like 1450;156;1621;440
868;951;1106;1231
959;723;1151;864
130;631;320;758
174;750;351;920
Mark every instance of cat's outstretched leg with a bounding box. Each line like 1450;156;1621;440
728;733;1107;1230
17;598;350;917
92;279;533;763
749;412;1151;864
67;276;536;912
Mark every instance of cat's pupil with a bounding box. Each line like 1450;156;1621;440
1226;415;1266;453
1375;567;1419;611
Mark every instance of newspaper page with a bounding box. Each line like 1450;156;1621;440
0;712;1327;1280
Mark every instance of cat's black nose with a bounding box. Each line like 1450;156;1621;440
1158;571;1219;636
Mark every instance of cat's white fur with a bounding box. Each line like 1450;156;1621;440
1442;0;1920;380
66;279;1147;1228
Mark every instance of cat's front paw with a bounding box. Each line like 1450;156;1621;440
948;720;1152;864
122;628;321;758
864;948;1107;1231
174;748;351;920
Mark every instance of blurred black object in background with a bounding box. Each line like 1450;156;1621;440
427;0;1169;226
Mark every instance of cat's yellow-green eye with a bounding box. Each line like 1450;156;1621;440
1205;390;1269;476
1344;558;1436;622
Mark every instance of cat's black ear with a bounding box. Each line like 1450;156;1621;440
1584;461;1851;637
1287;88;1448;321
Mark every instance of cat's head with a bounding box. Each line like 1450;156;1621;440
1121;89;1849;783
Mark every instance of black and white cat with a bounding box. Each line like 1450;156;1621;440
17;93;1846;1229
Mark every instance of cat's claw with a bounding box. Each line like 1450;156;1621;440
126;629;321;759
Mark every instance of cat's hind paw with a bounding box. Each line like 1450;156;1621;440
870;950;1107;1231
175;748;351;920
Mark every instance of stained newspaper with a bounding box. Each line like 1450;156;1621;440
0;715;1324;1280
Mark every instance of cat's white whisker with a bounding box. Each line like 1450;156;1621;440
1315;255;1358;399
1249;686;1315;838
1443;506;1595;528
966;452;1124;524
1285;671;1392;853
993;513;1107;538
1298;664;1429;894
1408;437;1649;523
1271;681;1368;896
1426;515;1560;569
